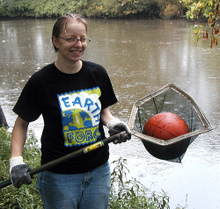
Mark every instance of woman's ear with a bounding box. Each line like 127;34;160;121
52;36;59;51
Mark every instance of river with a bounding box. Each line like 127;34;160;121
0;18;220;209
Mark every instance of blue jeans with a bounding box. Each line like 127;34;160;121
36;162;111;209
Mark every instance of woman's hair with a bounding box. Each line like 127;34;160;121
52;14;88;52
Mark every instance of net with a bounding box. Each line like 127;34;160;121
128;83;212;163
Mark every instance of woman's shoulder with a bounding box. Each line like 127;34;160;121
83;60;107;74
30;63;55;79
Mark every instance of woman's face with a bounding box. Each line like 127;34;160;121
53;20;87;63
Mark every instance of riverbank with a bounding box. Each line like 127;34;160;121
0;0;183;19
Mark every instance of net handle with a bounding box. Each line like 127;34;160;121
0;131;125;189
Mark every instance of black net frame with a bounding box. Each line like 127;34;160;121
128;83;212;162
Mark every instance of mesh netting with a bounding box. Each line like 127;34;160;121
128;83;212;163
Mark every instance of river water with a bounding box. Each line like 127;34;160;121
0;18;220;208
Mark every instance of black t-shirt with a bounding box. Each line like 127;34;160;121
13;61;117;174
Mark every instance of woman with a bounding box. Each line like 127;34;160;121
9;14;131;209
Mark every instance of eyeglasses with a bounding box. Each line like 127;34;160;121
58;36;91;45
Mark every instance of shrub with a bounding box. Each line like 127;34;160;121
109;157;186;209
0;128;43;209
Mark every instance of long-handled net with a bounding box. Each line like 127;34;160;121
0;83;212;189
0;132;125;189
128;83;212;163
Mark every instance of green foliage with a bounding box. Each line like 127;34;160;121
193;23;205;41
0;0;76;17
0;0;181;18
179;0;215;20
0;128;43;208
101;0;160;18
109;158;186;209
193;0;220;47
79;0;161;18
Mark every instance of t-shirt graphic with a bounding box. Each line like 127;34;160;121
57;87;102;147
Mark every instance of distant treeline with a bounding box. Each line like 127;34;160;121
0;0;182;19
0;0;216;20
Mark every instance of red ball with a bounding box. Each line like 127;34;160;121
143;112;190;140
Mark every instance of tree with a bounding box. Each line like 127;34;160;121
193;0;220;48
180;0;215;20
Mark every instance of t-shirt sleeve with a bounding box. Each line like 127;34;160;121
98;66;118;109
13;75;41;122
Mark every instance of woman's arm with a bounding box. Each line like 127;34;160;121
11;116;29;158
100;107;114;126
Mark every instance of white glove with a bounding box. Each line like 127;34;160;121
106;118;131;144
9;156;32;188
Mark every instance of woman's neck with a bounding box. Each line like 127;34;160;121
55;59;82;74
